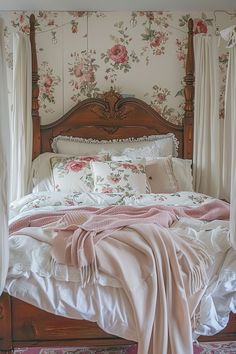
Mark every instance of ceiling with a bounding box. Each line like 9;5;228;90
0;0;235;11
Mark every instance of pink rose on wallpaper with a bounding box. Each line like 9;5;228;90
157;92;167;104
150;32;164;48
108;44;128;64
47;19;55;26
154;105;162;115
21;24;30;33
83;70;95;83
193;19;208;34
177;52;185;61
65;160;87;172
73;64;84;78
44;74;53;87
69;11;86;17
19;15;24;23
74;82;80;90
140;11;154;21
42;74;53;93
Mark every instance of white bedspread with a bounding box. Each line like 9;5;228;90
5;191;236;346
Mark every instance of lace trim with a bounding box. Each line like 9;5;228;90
51;133;179;157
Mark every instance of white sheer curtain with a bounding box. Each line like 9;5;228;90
193;35;222;198
10;32;32;202
231;172;236;249
223;43;236;248
194;29;236;249
0;18;10;294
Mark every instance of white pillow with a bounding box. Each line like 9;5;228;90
51;134;178;157
30;152;61;192
91;160;147;194
172;158;193;191
146;157;178;194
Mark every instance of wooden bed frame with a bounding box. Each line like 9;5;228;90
0;14;235;353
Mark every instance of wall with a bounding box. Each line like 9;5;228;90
1;10;235;124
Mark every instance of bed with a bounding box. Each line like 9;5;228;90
0;14;236;354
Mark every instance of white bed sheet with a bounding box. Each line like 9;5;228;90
5;191;236;340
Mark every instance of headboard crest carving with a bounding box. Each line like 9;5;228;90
91;88;133;121
101;87;122;104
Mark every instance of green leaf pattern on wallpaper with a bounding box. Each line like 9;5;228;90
67;12;105;34
179;12;213;33
145;85;184;125
1;10;230;125
139;11;171;57
11;11;59;33
67;11;87;34
175;37;188;67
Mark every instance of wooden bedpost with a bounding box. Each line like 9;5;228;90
0;293;13;353
184;18;194;159
30;14;41;160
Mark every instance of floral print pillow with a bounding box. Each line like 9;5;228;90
91;161;147;194
50;155;106;192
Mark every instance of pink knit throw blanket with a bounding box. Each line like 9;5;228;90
10;199;229;271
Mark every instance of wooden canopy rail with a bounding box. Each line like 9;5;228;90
0;13;235;354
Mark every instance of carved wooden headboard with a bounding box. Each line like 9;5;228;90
29;15;194;160
39;90;185;156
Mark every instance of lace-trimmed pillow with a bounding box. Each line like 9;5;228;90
50;155;106;192
91;160;148;194
51;133;178;157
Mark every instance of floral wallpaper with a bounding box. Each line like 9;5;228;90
1;10;235;125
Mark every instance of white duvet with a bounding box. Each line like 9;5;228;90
5;191;236;342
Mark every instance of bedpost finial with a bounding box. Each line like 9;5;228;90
188;18;194;32
30;14;36;27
